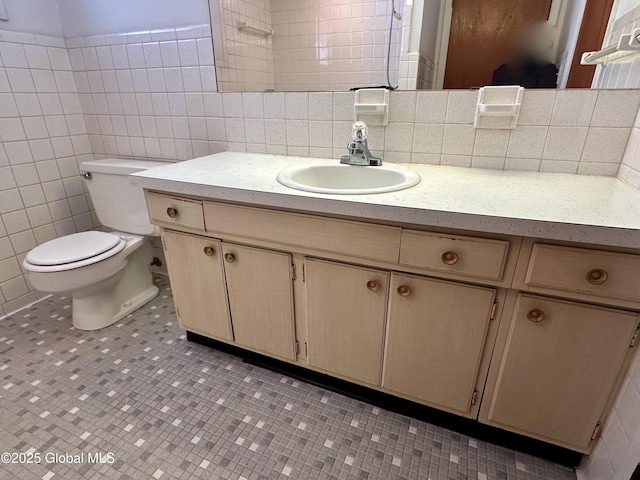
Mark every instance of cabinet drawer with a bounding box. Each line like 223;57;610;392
526;244;640;302
399;230;509;280
146;192;205;230
204;202;401;263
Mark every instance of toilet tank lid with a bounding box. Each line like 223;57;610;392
80;159;170;175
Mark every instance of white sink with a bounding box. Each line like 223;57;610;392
276;162;421;195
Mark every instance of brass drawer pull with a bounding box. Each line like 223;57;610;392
441;251;458;265
366;280;379;292
203;246;214;257
397;285;411;297
224;253;235;263
586;268;608;285
166;207;177;218
527;309;545;322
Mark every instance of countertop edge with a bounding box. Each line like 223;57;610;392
131;175;640;249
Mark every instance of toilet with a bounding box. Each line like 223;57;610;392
23;159;167;331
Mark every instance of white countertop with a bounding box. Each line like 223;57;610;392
131;152;640;249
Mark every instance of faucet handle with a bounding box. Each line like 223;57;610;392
352;121;368;142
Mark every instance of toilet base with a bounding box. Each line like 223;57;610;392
71;237;159;331
72;283;158;330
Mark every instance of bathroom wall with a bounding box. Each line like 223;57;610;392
0;0;64;36
0;26;95;316
618;107;640;188
592;0;640;89
64;24;217;162
74;84;640;175
213;0;274;92
270;0;402;91
576;344;640;480
56;0;210;38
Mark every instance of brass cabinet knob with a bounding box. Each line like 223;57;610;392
441;251;458;265
203;246;214;257
397;285;411;297
224;253;235;263
366;280;380;292
527;309;545;322
166;207;177;218
586;268;608;285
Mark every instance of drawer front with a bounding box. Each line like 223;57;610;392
526;244;640;302
204;202;401;263
146;192;205;230
399;230;509;280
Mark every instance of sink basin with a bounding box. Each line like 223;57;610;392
276;162;421;195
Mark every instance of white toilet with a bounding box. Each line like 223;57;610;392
23;159;167;331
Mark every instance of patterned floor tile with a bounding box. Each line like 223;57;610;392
0;275;577;480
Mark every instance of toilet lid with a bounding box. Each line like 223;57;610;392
26;231;123;266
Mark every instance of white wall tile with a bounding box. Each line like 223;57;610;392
178;40;199;66
507;126;547;159
540;160;579;174
0;118;26;141
550;90;598;126
4;141;34;164
440;155;472;168
592;90;640;128
415;91;448;124
309;93;332;121
388;91;416;123
244;118;266;144
412;124;443;154
19;184;45;208
159;41;180;67
473;130;510;157
471;156;505;170
242;93;264;119
265;119;286;145
264;93;285;119
581;128;631;164
0;189;24;213
442;125;475;155
543;127;588;161
2;209;31;234
0;42;29;68
445;91;476;124
7;68;35;92
286;93;309;120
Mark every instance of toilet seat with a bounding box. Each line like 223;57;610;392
24;232;126;273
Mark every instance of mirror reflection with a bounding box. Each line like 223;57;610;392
209;0;640;91
54;0;640;93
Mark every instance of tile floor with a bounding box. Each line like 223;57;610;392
0;275;578;480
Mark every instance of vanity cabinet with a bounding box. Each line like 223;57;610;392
305;259;390;386
147;190;640;455
480;294;639;451
162;231;232;341
162;230;296;360
383;273;496;415
222;243;296;361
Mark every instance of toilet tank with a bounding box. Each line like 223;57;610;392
80;159;169;236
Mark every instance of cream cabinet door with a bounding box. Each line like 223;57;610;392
222;243;297;361
162;231;232;341
383;273;495;414
482;294;638;450
305;258;389;386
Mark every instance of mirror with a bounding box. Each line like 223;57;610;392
54;0;640;93
209;0;640;91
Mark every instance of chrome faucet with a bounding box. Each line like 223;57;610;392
340;121;382;166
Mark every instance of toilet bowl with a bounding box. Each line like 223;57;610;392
22;158;168;331
23;231;158;330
